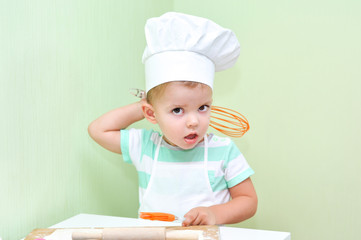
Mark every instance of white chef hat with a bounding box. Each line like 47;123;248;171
142;12;241;93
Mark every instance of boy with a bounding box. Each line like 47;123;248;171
88;12;257;226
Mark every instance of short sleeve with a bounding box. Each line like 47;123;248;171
120;128;143;168
224;141;254;188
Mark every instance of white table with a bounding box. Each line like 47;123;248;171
49;213;290;240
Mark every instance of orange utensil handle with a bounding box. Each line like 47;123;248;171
139;212;176;222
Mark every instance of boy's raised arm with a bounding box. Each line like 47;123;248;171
88;101;145;154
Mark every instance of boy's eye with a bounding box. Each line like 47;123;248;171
172;108;184;115
199;105;209;112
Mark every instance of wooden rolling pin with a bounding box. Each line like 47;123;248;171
72;227;202;240
72;227;165;240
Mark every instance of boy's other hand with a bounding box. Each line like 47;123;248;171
182;207;216;226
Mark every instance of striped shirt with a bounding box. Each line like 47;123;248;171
120;128;254;205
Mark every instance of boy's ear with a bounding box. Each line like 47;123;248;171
141;102;157;124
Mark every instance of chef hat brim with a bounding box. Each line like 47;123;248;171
145;51;215;93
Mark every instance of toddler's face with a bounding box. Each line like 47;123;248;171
152;82;212;149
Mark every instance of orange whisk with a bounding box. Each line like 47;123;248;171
210;106;250;138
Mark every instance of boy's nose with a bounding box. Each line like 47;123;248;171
186;113;199;128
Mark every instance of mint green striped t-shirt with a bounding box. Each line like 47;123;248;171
120;128;254;205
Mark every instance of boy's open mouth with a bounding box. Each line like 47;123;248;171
184;133;198;144
185;134;197;139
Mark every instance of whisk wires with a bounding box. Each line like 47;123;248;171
210;106;250;138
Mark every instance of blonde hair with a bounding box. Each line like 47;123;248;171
146;81;209;105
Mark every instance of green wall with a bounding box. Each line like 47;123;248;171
1;0;360;240
174;0;361;239
0;1;173;239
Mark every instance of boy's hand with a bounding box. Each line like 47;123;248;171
182;207;216;226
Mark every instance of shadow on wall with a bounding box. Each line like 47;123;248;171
80;145;139;217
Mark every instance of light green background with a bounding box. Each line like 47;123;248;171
1;0;360;239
